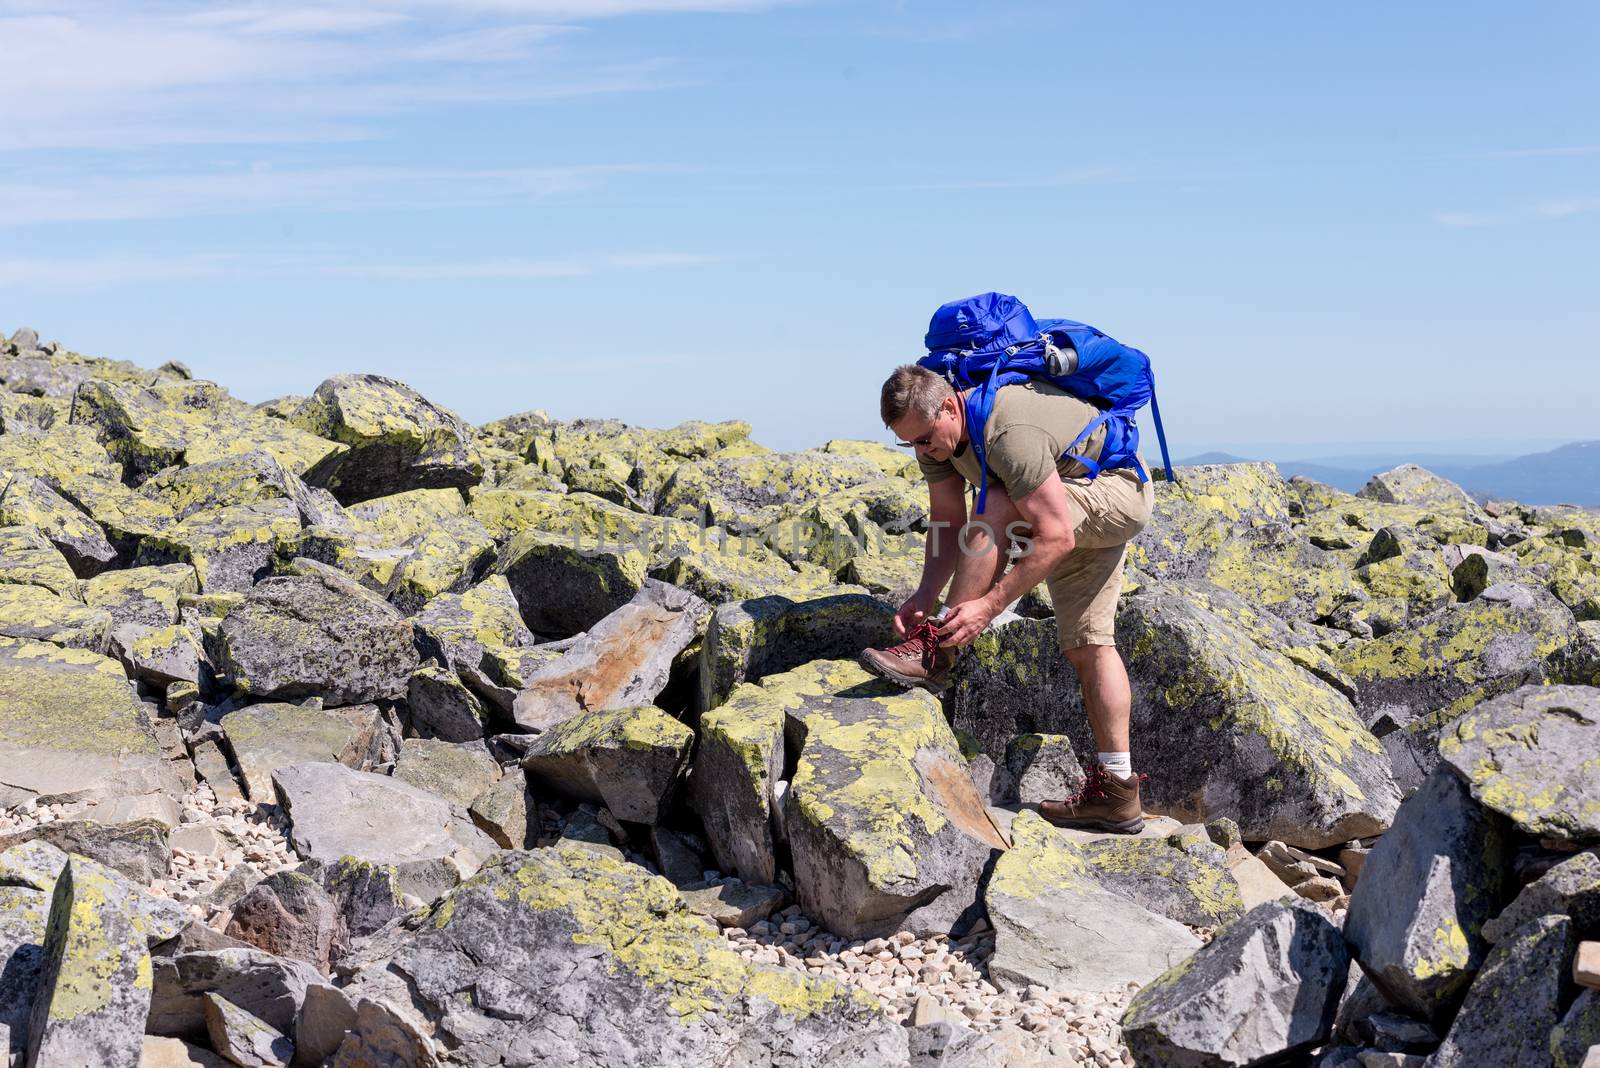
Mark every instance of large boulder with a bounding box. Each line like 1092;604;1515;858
220;702;385;802
494;530;647;637
1078;828;1247;928
983;811;1200;994
83;563;197;629
1425;914;1574;1068
24;860;152;1068
1343;766;1514;1023
698;593;894;712
216;562;421;704
782;667;1006;938
0;525;80;598
135;499;303;593
1120;898;1350;1067
0;582;112;652
1358;464;1479;511
0;638;182;824
1552;990;1600;1068
511;580;709;731
137;450;336;524
655;450;883;535
0;841;188;946
339;846;907;1067
411;574;546;712
271;762;499;904
1438;684;1600;843
954;589;1400;849
521;706;693;825
310;487;495;613
0;471;118;575
148;947;326;1043
0;818;170;883
392;738;501;812
290;375;484;504
1482;851;1600;943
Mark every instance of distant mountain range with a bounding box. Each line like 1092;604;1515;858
1176;441;1600;507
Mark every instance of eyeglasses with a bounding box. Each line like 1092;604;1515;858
894;432;935;449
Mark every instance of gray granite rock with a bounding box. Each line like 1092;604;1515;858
1425;914;1573;1067
221;702;384;802
223;871;345;974
522;705;693;825
1484;850;1600;943
1079;827;1247;928
204;993;295;1067
1551;989;1600;1068
392;737;500;811
149;947;326;1042
0;817;169;883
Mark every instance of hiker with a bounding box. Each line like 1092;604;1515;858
859;293;1170;835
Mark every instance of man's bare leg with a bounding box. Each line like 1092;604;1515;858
1063;643;1132;754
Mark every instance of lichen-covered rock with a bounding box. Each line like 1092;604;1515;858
290;374;483;505
1120;898;1350;1067
984;811;1199;994
318;487;495;613
411;575;544;712
393;738;500;811
0;421;122;496
818;438;921;480
0;582;112;652
135;499;303;592
339;846;907;1068
1551;989;1600;1068
512;580;709;731
1507;533;1600;622
1079;828;1247;927
1344;766;1514;1023
148;947;326;1043
0;524;81;598
495;529;648;637
203;992;295;1068
655;542;842;606
468;487;705;558
1;342;174;399
0;471;118;575
690;662;869;885
1438;684;1600;843
1483;851;1600;943
468;770;533;851
992;733;1084;806
83;563;198;629
24;859;152;1068
138;450;336;525
1425;914;1573;1068
0;639;181;824
782;666;1006;938
223;871;344;974
521;706;694;825
1353;525;1456;632
216;563;421;704
699;593;894;712
406;665;491;742
655;449;883;535
0;818;169;883
0;841;188;950
220;702;384;802
272;762;499;905
1358;464;1479;511
955;590;1400;849
70;378;342;484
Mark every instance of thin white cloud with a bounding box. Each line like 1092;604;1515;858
1437;197;1600;228
0;253;238;287
1467;144;1600;160
327;252;719;278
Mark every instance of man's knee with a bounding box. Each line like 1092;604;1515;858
1062;641;1116;671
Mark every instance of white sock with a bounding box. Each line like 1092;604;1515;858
932;606;950;621
1097;752;1133;778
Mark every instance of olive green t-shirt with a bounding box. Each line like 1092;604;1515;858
917;381;1109;499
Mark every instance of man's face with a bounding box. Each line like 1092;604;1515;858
891;393;962;462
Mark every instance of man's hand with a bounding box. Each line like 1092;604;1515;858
938;596;998;649
893;590;936;637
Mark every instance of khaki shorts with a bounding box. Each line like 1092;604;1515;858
1045;467;1154;650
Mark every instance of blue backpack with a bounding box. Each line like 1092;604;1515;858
917;291;1174;513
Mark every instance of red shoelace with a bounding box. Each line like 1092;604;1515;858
884;619;943;667
1063;763;1149;807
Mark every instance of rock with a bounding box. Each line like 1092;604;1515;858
191;738;245;803
0;840;188;946
1579;941;1600;989
0;472;118;575
782;669;1005;938
25;859;151;1068
994;733;1084;806
521;705;694;825
111;622;200;684
656;449;883;535
1344;766;1514;1022
698;592;895;712
1425;915;1573;1067
467;771;533;850
1438;684;1600;843
292;982;358;1067
1206;816;1243;850
221;701;383;802
139;450;330;524
511;580;709;731
204;993;295;1067
0;581;113;652
1348;1011;1438;1053
657;541;841;606
650;827;706;885
411;575;545;712
1078;828;1247;927
1552;990;1600;1067
1359;465;1479;511
148;948;325;1042
392;738;500;811
289;374;483;505
955;593;1400;849
0;817;169;883
0;881;48;1059
1225;849;1300;910
0;525;81;599
224;871;344;974
318;488;496;613
1336;587;1580;788
679;879;787;928
340;845;906;1067
310;858;409;940
494;530;648;637
140;1036;231;1067
0;638;182;825
136;500;303;593
326;996;442;1068
984;811;1200;993
217;562;421;704
555;804;624;860
272;762;499;905
1120;898;1350;1068
71;378;342;484
1483;852;1600;943
1257;839;1346;886
406;665;490;742
906;1020;1007;1068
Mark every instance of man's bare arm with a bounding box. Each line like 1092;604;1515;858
893;476;968;634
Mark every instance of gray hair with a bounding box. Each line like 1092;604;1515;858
880;365;953;427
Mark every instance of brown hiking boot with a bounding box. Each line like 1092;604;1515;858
1038;763;1146;834
859;620;955;693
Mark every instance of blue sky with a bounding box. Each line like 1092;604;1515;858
2;0;1596;455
